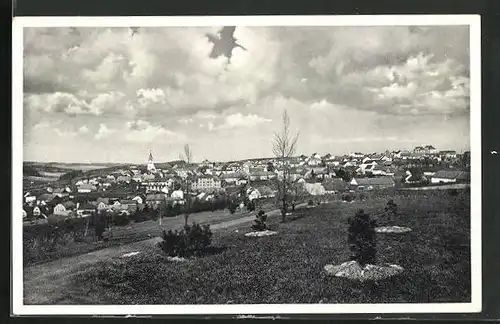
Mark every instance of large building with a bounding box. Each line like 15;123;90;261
191;175;222;192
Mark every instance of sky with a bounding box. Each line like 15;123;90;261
22;25;471;164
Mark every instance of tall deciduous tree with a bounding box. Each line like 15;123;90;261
179;144;193;227
272;110;299;222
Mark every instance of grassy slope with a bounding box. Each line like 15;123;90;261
71;190;470;304
24;207;258;267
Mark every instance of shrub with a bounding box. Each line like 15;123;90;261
247;200;256;212
347;209;377;266
342;194;353;202
384;199;398;222
251;210;268;231
113;212;130;226
131;208;155;223
307;199;314;206
228;201;238;214
158;223;213;257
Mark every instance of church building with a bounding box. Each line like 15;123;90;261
147;150;157;173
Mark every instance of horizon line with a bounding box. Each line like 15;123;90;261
23;146;471;166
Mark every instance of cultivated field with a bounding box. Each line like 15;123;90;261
36;189;470;305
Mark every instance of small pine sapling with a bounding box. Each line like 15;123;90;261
384;199;398;222
347;209;377;267
251;210;268;231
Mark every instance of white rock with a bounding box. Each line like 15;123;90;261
245;230;278;237
121;251;141;258
324;260;404;281
375;226;412;233
167;256;186;262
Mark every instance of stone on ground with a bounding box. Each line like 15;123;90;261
324;260;403;281
121;251;141;258
167;256;186;262
245;230;278;237
375;226;412;233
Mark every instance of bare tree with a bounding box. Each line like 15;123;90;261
272;110;300;222
179;144;193;227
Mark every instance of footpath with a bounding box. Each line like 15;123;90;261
23;203;307;304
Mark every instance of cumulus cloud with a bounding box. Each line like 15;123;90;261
124;119;185;143
218;113;272;129
95;123;115;140
78;125;90;134
22;25;471;162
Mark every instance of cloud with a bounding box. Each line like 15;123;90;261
179;117;194;125
137;88;166;108
209;113;272;130
22;25;471;163
24;91;126;116
78;125;89;134
124;120;185;143
95;123;115;139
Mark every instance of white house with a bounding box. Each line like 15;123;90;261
97;202;107;211
171;190;184;200
306;154;323;166
431;170;469;184
191;175;222;192
132;196;144;204
357;161;378;175
247;188;261;201
303;183;326;196
32;206;41;217
381;155;392;162
53;203;68;216
24;192;36;203
349;152;365;159
220;172;246;184
77;183;97;193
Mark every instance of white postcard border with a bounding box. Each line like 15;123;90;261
12;14;482;315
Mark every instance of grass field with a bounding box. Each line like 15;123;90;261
69;189;471;304
24;207;263;267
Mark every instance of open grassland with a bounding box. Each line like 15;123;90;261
65;189;470;304
24;203;280;267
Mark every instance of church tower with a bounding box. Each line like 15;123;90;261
147;150;156;173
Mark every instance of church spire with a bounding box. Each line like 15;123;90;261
147;150;156;173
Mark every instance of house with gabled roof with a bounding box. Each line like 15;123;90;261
431;170;470;184
24;192;36;204
322;178;348;194
350;176;395;190
77;183;97;193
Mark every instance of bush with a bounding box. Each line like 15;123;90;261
383;199;398;222
347;209;377;266
228;201;238;214
251;210;268;231
247;200;256;212
342;194;353;202
113;212;130;226
158;223;213;257
307;199;314;206
130;208;155;223
23;216;89;264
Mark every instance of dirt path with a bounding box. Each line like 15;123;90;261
23;204;306;304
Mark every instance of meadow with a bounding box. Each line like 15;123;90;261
68;189;471;304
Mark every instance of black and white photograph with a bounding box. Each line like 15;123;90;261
12;15;481;315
